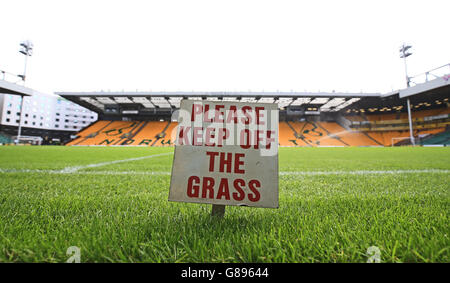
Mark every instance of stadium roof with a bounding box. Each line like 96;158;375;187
344;76;450;114
56;91;381;114
0;79;34;96
56;66;449;116
397;74;450;99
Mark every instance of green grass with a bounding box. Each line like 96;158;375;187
0;146;448;262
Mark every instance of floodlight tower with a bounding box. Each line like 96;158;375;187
16;40;33;144
399;44;412;87
19;40;33;84
399;44;415;146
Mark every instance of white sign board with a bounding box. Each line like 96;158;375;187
169;100;279;208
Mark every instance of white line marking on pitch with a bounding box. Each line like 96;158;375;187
60;152;173;173
0;168;448;175
279;169;450;175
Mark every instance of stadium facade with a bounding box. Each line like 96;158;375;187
0;81;97;144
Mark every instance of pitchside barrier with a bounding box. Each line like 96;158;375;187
169;100;279;216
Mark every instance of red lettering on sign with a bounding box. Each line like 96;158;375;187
203;104;213;122
226;106;238;123
248;179;261;202
205;127;215;146
219;152;232;173
217;128;229;147
255;106;265;125
202;177;215;198
185;176;262;203
193;127;203;146
214;105;225;123
241;106;252;124
206;151;219;172
234;153;245;174
232;179;245;201
254;130;263;149
178;126;191;145
240;129;251;149
216;178;231;200
266;130;275;149
187;176;200;198
191;104;203;121
189;103;271;126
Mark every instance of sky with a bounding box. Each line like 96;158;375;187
1;0;449;95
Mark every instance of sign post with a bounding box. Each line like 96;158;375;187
169;99;279;217
211;204;226;217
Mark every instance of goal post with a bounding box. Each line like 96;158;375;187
12;135;43;145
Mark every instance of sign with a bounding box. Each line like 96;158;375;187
169;99;279;208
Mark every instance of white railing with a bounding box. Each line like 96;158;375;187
0;69;24;84
409;63;450;86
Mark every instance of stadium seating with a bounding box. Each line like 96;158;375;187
420;130;450;146
66;120;111;145
67;120;448;147
318;122;380;146
67;120;175;146
345;106;449;146
0;132;13;145
362;108;449;122
286;121;377;146
65;106;449;147
278;122;300;146
128;121;171;146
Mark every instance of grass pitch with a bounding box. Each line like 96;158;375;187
0;146;448;262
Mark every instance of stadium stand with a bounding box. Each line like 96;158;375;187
66;120;111;146
2;62;446;148
319;122;380;146
278;122;300;146
0;132;13;145
128;121;170;146
65;104;450;147
361;108;450;123
67;120;176;146
289;121;344;146
40;62;448;148
345;105;450;146
284;121;380;146
420;129;450;146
